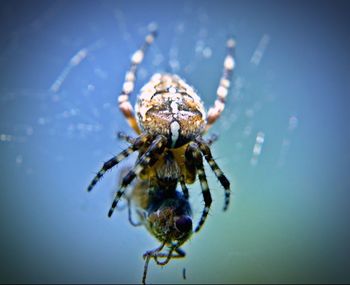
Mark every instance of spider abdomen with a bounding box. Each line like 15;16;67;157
135;73;206;148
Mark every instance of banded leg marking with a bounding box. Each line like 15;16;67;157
142;242;166;285
180;176;189;200
196;137;231;211
206;37;236;131
87;134;149;192
87;148;135;192
186;142;212;233
108;135;167;217
118;28;157;134
117;131;136;144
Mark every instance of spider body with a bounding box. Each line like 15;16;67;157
88;28;236;233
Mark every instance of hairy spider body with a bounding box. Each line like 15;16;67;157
88;27;236;233
135;73;206;148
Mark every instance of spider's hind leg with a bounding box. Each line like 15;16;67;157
87;134;150;192
116;166;144;227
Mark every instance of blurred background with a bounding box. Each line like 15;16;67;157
1;0;349;283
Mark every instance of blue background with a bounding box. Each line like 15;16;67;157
1;0;349;283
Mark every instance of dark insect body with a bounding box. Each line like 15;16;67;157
122;175;192;284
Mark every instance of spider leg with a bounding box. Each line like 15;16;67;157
108;135;167;217
186;142;212;233
117;166;148;226
196;137;231;211
206;37;236;132
118;28;157;134
117;131;136;144
87;134;149;192
180;176;189;200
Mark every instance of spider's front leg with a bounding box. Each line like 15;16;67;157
206;37;236;132
87;133;150;192
185;142;212;233
108;135;167;217
179;175;190;200
117;131;136;144
118;28;157;134
196;137;231;211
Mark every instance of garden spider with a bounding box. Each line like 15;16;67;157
87;27;236;233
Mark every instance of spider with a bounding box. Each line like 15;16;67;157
119;169;193;284
87;27;236;233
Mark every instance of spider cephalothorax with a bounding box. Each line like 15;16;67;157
88;27;236;233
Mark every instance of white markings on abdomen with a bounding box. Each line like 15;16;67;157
170;120;181;147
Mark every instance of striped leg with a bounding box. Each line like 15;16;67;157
87;134;149;192
118;28;157;134
108;135;167;217
206;37;236;132
196;137;231;211
117;131;136;144
180;176;189;200
186;142;212;233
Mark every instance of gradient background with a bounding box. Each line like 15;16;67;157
1;0;349;283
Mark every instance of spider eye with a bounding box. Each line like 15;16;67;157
175;215;192;233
